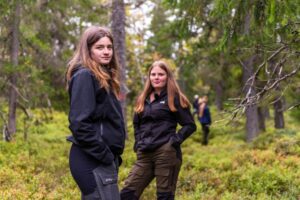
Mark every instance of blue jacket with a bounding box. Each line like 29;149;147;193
67;67;126;165
199;105;211;125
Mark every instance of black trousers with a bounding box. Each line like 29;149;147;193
201;123;210;145
69;144;99;195
69;144;120;197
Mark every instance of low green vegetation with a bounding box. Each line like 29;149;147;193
0;109;299;200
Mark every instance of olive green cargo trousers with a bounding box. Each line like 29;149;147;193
120;142;182;200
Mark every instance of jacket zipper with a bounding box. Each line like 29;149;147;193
100;122;103;136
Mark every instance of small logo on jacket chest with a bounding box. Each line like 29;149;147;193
160;101;165;104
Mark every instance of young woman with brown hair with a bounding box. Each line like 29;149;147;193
66;26;126;200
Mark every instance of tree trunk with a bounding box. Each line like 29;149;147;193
264;107;270;119
242;2;259;142
274;96;285;129
214;53;225;111
242;55;260;142
111;0;128;132
7;1;21;141
271;59;285;129
214;81;224;111
257;107;266;132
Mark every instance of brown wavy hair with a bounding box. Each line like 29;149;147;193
66;26;120;96
135;60;190;113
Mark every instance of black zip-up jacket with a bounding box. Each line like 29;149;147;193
133;90;196;152
67;66;126;165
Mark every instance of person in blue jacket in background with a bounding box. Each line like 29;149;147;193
198;95;212;145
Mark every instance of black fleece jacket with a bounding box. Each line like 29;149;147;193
133;90;196;152
67;67;126;165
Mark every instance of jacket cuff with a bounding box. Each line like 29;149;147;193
133;141;138;152
101;150;115;165
116;155;123;167
170;134;183;147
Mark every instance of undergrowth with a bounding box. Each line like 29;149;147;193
0;109;299;200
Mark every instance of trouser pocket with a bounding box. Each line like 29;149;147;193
92;163;120;200
155;168;171;189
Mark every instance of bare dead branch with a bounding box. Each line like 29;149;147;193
231;43;299;120
287;102;300;111
6;81;29;102
17;102;32;118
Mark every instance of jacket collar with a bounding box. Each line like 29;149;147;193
155;88;167;98
146;88;167;104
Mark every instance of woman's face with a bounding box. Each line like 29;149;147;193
150;66;167;92
90;36;113;65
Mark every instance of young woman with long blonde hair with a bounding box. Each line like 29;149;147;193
121;60;196;200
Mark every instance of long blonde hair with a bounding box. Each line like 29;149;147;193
135;60;190;113
66;26;120;96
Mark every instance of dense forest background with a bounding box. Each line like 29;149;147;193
0;0;299;199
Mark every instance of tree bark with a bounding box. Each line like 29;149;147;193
111;0;128;132
242;2;259;142
257;106;266;132
214;81;224;111
242;55;260;142
264;107;270;119
7;0;21;141
214;53;225;111
274;95;285;129
271;58;285;129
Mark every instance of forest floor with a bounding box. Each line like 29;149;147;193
0;108;299;200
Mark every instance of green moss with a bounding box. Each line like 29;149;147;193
0;109;300;199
